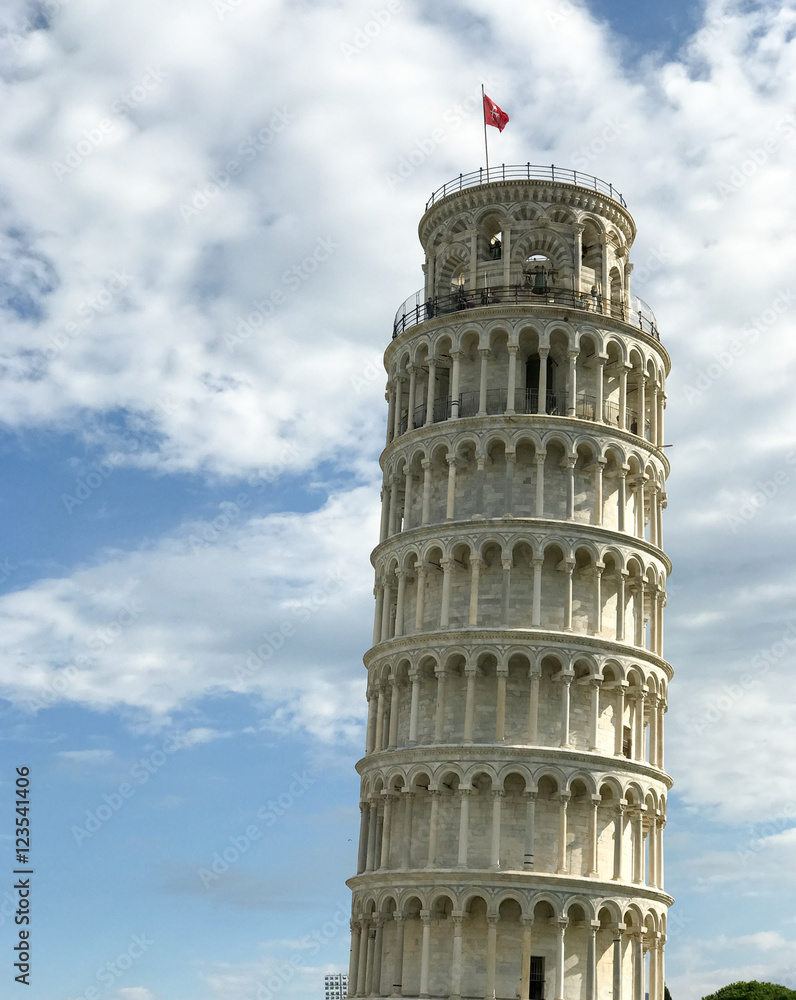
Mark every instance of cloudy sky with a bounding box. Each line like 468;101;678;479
0;0;795;998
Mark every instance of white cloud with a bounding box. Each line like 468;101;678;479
0;487;377;740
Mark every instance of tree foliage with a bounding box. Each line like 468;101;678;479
702;982;796;1000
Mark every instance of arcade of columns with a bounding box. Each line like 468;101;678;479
346;167;673;1000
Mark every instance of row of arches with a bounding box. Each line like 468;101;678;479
373;538;668;658
385;322;667;451
364;646;668;765
349;890;666;1000
420;200;636;325
356;765;666;888
380;429;667;543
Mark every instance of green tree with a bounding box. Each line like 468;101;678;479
702;982;796;1000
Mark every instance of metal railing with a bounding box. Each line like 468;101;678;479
396;389;651;438
392;285;659;340
425;163;627;211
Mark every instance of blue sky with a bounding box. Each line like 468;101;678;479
1;1;796;999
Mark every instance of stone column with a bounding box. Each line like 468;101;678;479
379;793;394;870
408;668;421;745
504;448;516;515
419;912;432;998
391;913;405;997
386;383;395;447
595;356;606;422
451;914;464;1000
506;345;518;414
357;802;369;873
349;919;362;996
632;808;645;884
394;571;407;638
475;454;486;514
573;224;584;290
379;483;390;543
406;365;417;431
401;790;414;868
587;921;600;1000
560;673;572;747
421;460;432;525
440;558;453;629
534;453;546;516
524;792;536;869
366;797;379;871
434;665;447;742
648;812;658;888
567;350;578;417
414;566;426;633
563;561;574;632
612;928;625;1000
634;690;646;762
657;701;665;770
648;694;659;766
614;683;627;756
637;374;647;439
393;377;404;440
490;790;503;869
520;918;534;1000
374;682;386;752
388;677;400;750
373;584;384;646
617;468;628;532
366;684;377;754
555;919;567;1000
619;364;628;428
531;557;543;627
589;678;602;750
468;555;481;626
616;571;627;641
537;347;549;414
566;458;576;519
589;794;601;876
450;350;463;419
426;790;440;867
356;916;370;997
403;471;414;531
380;580;392;642
372;917;385;997
594;459;605;524
478;349;490;416
649;933;659;1000
457;788;470;867
424;359;436;427
501;556;512;626
613;801;625;880
486;914;498;1000
556;792;570;873
463;667;477;743
388;475;399;536
527;664;540;743
633;932;644;1000
365;923;376;995
495;666;508;742
446;455;457;520
594;563;604;635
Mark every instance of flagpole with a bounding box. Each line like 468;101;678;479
482;83;490;182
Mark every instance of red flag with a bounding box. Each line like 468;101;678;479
483;94;509;132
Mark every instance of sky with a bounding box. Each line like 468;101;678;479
0;0;795;998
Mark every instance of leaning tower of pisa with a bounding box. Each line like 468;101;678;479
346;165;672;1000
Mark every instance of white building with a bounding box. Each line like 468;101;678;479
326;973;349;1000
346;164;672;1000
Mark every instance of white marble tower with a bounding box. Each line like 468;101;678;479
346;165;673;1000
